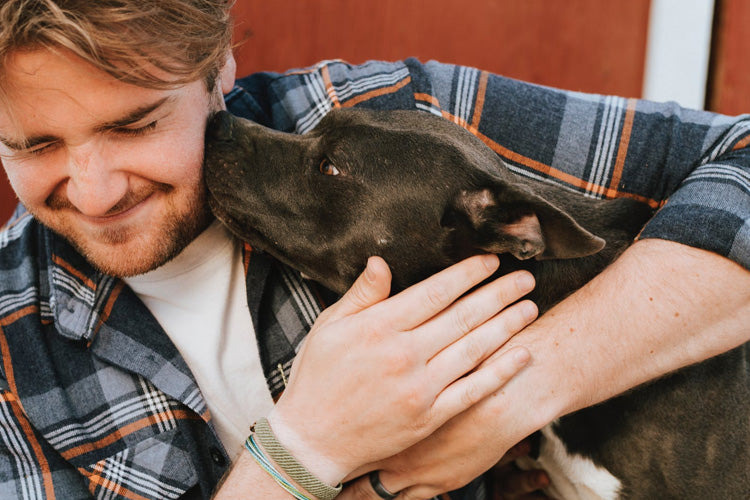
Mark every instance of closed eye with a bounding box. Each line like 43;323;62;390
111;120;158;137
319;158;341;176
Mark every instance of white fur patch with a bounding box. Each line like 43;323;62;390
516;425;622;500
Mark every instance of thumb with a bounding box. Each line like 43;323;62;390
326;256;392;320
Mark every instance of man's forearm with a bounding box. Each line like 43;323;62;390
213;450;301;499
502;238;750;431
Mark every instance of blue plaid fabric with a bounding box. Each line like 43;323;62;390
0;58;748;499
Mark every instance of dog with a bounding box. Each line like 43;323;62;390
203;108;750;499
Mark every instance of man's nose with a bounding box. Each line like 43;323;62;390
63;143;128;217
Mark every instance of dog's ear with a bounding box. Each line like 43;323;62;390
443;185;605;260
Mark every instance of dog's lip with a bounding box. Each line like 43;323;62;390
207;194;263;243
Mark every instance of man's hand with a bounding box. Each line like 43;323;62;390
268;255;538;485
216;255;537;498
335;239;750;499
339;438;551;500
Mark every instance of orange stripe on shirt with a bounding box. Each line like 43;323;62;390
459;118;660;208
470;71;490;129
342;76;412;108
321;65;342;108
607;98;637;194
1;211;31;231
84;463;153;500
0;304;38;327
242;242;253;275
61;409;198;460
51;255;97;290
733;134;750;150
414;92;441;108
89;280;125;344
0;377;57;499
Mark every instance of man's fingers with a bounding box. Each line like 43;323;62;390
383;254;501;330
432;346;531;420
427;298;537;383
417;270;535;358
325;256;392;320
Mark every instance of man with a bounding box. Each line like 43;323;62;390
0;2;748;500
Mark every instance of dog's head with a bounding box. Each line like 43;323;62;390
204;108;604;294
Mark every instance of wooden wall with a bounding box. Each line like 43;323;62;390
230;0;650;97
706;0;750;114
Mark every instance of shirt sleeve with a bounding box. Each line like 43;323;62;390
230;58;750;270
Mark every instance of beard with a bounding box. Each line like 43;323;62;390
36;179;213;278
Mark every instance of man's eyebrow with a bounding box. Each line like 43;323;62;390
0;134;58;151
0;96;175;152
93;96;174;132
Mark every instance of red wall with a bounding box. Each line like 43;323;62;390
2;0;653;223
230;0;650;97
0;175;16;223
706;0;750;115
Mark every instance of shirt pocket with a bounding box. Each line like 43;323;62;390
78;428;199;499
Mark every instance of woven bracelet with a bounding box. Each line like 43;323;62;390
252;418;343;500
245;433;313;500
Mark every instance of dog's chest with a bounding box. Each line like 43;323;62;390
516;425;622;500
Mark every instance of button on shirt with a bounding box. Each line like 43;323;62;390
1;59;749;499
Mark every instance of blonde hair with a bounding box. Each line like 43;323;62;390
0;0;234;91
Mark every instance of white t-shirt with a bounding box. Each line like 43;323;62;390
125;221;274;458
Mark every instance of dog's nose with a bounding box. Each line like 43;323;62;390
206;110;235;143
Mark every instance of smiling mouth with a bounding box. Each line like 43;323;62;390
81;193;155;224
47;183;170;223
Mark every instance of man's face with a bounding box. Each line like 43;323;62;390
0;48;228;276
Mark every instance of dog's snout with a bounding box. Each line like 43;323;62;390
206;110;235;143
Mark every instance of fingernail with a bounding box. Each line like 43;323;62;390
364;257;377;283
521;301;538;321
482;254;500;271
515;271;535;293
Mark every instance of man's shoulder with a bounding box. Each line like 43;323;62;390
0;209;40;263
0;210;49;301
227;59;428;132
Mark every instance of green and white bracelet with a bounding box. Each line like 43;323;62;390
246;418;343;500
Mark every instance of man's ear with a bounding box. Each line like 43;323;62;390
218;50;237;95
444;186;605;260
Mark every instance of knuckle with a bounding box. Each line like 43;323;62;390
382;345;416;375
452;304;475;336
400;384;428;413
462;335;486;365
404;393;434;432
348;282;372;308
424;281;453;310
460;378;483;407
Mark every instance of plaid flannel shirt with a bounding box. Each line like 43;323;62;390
1;58;749;500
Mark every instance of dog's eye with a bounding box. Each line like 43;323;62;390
319;159;340;176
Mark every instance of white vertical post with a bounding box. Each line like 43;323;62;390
642;0;715;109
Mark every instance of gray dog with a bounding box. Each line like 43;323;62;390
203;108;750;499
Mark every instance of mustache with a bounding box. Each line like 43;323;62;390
47;182;172;215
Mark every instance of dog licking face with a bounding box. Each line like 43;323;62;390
203;108;611;295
